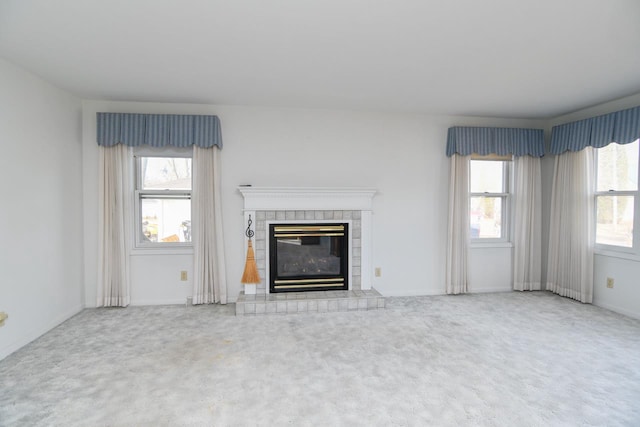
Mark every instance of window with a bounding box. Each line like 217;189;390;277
135;155;192;247
595;140;639;249
470;157;510;240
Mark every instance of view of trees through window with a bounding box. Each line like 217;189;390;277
596;140;639;248
470;160;507;239
138;157;192;244
141;157;191;190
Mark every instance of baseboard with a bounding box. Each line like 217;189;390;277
130;299;189;306
379;289;444;297
127;297;239;306
593;301;640;320
379;287;513;297
0;304;84;361
469;286;513;294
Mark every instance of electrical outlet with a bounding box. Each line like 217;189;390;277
180;271;188;281
606;277;614;288
375;267;382;277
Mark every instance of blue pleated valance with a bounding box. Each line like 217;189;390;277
96;113;222;148
550;105;640;155
446;127;544;157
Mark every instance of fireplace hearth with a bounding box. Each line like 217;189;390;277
270;223;349;292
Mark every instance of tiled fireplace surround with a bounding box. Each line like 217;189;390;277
236;187;385;315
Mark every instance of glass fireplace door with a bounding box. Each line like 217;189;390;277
269;223;349;292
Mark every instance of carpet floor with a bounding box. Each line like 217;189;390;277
1;291;639;426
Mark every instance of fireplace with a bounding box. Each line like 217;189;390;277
269;223;349;293
237;187;376;295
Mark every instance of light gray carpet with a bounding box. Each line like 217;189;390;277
1;292;639;426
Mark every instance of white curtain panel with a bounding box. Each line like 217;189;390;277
98;144;132;307
546;148;595;303
192;146;227;304
446;154;470;294
513;155;542;291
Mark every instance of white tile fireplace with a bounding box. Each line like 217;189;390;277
238;187;376;295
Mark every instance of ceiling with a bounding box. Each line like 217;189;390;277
1;0;639;119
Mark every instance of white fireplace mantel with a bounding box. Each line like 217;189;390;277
238;186;377;211
238;187;377;295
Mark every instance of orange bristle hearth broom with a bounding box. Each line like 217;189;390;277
241;215;261;284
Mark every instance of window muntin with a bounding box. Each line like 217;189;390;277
135;156;192;247
595;140;639;249
470;158;510;241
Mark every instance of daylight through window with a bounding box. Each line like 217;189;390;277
470;158;510;240
136;156;192;246
595;140;639;249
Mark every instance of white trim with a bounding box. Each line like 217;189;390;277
594;241;635;255
0;304;84;361
469;159;512;242
238;186;376;211
360;210;373;290
129;299;191;306
593;301;640;320
130;248;194;256
134;154;193;249
595;250;640;263
133;146;192;157
243;284;257;296
470;242;514;249
238;187;377;293
593;141;639;254
381;288;513;297
469;287;513;294
383;289;444;297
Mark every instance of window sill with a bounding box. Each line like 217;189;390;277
470;241;513;249
131;247;194;256
594;249;640;263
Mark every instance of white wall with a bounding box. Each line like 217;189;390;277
129;254;193;305
548;93;640;320
0;58;83;360
469;247;513;293
593;255;640;319
82;101;545;304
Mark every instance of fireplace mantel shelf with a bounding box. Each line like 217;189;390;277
237;186;377;211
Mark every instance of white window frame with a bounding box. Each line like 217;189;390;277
133;146;193;250
469;155;512;244
594;141;640;255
